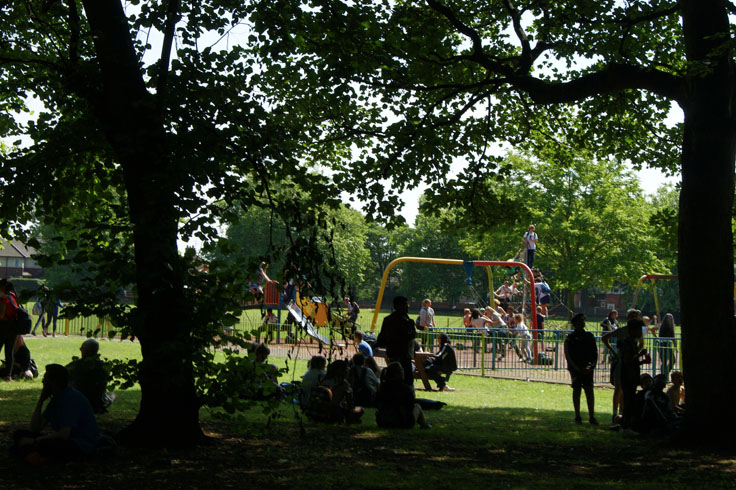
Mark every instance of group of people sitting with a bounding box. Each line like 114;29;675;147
299;296;458;429
627;370;685;435
11;338;115;464
300;350;440;429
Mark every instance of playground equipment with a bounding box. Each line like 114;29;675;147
632;274;678;321
370;257;540;362
285;300;332;344
370;257;538;332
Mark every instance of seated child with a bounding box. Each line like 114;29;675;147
253;343;283;399
642;374;678;434
301;355;326;407
631;373;653;433
666;370;685;415
375;362;430;429
319;360;363;424
348;353;380;407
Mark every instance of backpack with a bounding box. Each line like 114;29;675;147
352;302;360;314
14;307;31;335
32;301;42;316
303;385;334;422
415;316;422;329
4;295;31;335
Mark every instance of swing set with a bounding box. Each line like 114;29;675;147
632;274;678;320
369;256;539;332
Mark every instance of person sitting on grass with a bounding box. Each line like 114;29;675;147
66;339;116;414
0;335;36;380
424;333;457;392
631;373;653;433
353;329;381;374
348;353;380;407
301;355;327;407
375;362;431;429
253;343;283;399
320;360;364;424
642;374;680;435
12;364;100;464
564;313;599;426
666;370;685;415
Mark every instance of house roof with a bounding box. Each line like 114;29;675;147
0;239;38;259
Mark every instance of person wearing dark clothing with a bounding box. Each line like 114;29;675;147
424;333;457;391
375;362;430;429
66;339;115;414
12;364;100;464
377;296;416;386
642;374;680;435
618;317;649;430
0;279;19;381
657;313;677;379
631;373;653;433
564;313;599;425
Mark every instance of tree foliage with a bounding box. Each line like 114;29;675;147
249;0;736;443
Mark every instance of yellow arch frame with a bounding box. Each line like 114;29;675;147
370;256;538;331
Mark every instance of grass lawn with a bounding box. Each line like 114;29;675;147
0;336;729;489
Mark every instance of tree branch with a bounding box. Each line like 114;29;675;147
511;64;686;105
501;0;533;73
156;0;180;115
424;0;513;76
66;0;80;62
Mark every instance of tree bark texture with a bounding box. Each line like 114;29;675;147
678;0;736;444
81;0;202;447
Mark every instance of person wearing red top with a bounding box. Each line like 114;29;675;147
0;279;20;381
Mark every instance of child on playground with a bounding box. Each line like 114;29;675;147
462;308;472;331
564;313;598;425
512;313;533;363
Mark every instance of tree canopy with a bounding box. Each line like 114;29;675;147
249;0;736;443
1;0;735;445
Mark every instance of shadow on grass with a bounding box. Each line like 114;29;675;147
0;390;733;489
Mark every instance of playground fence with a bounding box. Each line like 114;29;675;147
232;316;682;385
41;304;681;386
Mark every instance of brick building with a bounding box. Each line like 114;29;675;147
0;239;43;279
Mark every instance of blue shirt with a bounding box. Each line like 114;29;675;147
358;340;373;358
43;386;100;454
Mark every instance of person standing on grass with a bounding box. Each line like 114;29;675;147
564;313;599;425
377;296;416;386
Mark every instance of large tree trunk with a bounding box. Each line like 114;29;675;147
82;0;202;447
678;0;736;444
